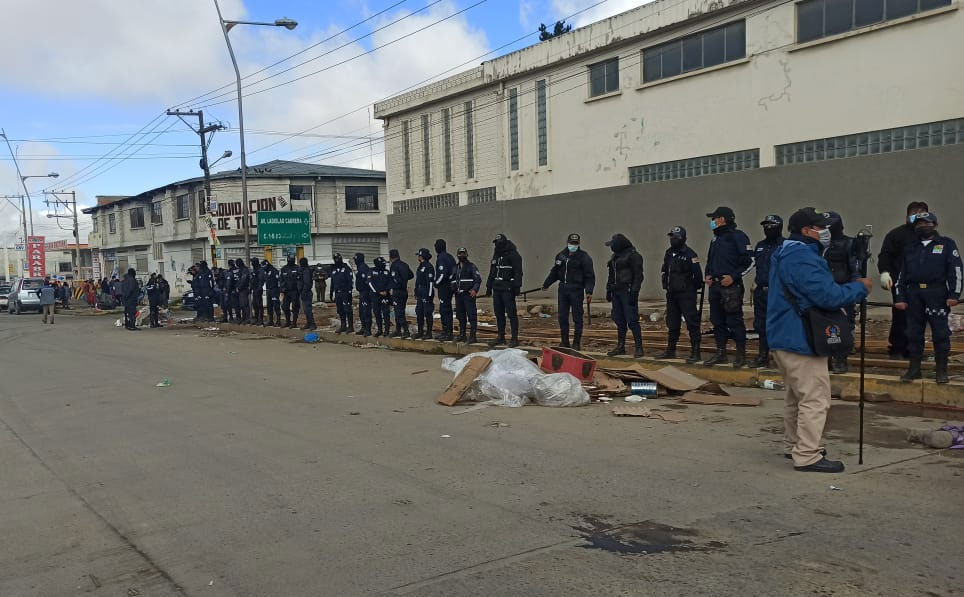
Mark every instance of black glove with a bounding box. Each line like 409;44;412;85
605;290;612;303
484;289;492;297
513;287;521;297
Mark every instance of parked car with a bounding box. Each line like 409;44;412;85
0;283;11;310
8;277;44;314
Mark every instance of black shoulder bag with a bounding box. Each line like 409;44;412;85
780;272;854;357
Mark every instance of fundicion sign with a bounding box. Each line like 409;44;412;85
256;211;310;246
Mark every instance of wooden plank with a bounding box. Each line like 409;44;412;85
437;356;492;406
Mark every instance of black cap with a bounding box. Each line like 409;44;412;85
389;249;400;258
250;258;260;266
353;252;365;262
416;248;432;260
456;247;468;255
915;211;938;224
567;233;580;243
493;233;506;244
760;214;783;227
706;206;735;219
788;207;833;232
667;226;686;238
333;252;342;260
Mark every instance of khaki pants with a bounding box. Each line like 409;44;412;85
42;304;55;324
773;349;830;467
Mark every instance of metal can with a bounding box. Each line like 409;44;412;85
629;381;658;396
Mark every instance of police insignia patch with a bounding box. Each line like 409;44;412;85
933;245;944;254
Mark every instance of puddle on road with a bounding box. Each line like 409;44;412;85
572;515;726;555
824;403;962;450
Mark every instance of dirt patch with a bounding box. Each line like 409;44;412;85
572;515;726;555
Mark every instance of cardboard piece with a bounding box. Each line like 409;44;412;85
679;392;761;407
589;371;628;393
611;405;687;422
642;366;707;392
438;356;492;406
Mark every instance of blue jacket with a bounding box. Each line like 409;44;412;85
766;235;868;355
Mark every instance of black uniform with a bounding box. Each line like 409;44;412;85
251;260;265;325
354;254;374;336
485;236;523;345
121;270;139;330
280;258;300;326
146;277;163;328
605;234;644;356
878;222;919;358
542;246;595;347
369;258;392;335
194;264;215;321
434;240;457;340
705;223;753;356
298;259;316;329
415;254;435;338
263;262;281;325
235;262;251;323
453;253;482;342
896;235;961;361
752;235;783;357
222;263;236;322
330;257;354;333
660;237;703;359
389;256;414;336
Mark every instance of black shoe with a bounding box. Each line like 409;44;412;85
424;332;434;340
508;338;519;348
402;327;411;339
390;329;401;338
748;353;769;368
412;330;423;340
306;325;317;331
901;357;922;382
794;457;845;473
572;341;582;351
607;345;627;357
685;349;701;364
301;325;311;330
654;349;676;360
560;338;571;348
785;448;827;460
936;354;949;384
467;334;477;344
361;328;371;337
456;334;467;343
633;346;644;359
488;336;506;347
373;328;383;337
831;359;849;374
336;324;347;334
703;350;727;366
732;351;746;368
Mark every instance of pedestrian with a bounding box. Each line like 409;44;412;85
656;226;703;363
121;268;140;330
434;239;456;341
703;206;753;367
878;201;930;359
85;280;97;307
159;275;170;308
370;256;392;337
36;277;56;324
354;253;374;337
485;233;523;347
314;267;328;304
767;207;870;472
194;261;215;322
235;258;251;324
262;259;282;327
280;255;300;327
329;253;354;334
250;258;264;325
823;211;860;373
542;233;595;350
749;215;785;368
110;276;122;306
388;249;413;338
413;248;435;340
894;211;961;384
453;247;482;343
60;281;71;309
298;257;316;330
604;233;644;357
146;273;162;328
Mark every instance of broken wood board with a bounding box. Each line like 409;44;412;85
680;392;761;406
612;405;687;422
438;356;492;406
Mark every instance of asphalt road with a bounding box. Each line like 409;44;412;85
1;313;961;597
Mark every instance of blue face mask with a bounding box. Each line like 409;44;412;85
908;213;918;224
709;219;719;230
567;244;579;253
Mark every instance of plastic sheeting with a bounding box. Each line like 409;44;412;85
442;349;589;407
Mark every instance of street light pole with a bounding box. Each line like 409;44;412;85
213;0;297;262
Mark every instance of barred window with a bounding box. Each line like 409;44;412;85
153;242;163;261
589;57;619;97
629;149;760;184
464;101;475;179
346;186;378;211
393;192;459;214
109;213;116;233
92;216;98;233
421;113;431;186
196;189;207;215
467;187;496;205
402;120;412;189
775;118;964;165
797;0;950;42
643;21;745;83
442;108;452;183
508;88;519;171
151;201;163;225
129;207;145;229
175;194;190;220
536;80;548;166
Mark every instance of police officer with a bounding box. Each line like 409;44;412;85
703;206;753;368
369;256;392;337
354;253;374;337
314;267;328;304
453;247;482;343
878;201;930;359
146;273;163;328
894;212;961;384
542;233;595;350
749;215;785;368
235;258;251;324
262;259;281;327
656;226;703;363
434;239;457;341
194;260;215;321
414;248;436;340
605;233;644;357
280;255;300;328
388;249;414;338
485;233;524;347
823;211;860;373
250;258;264;326
329;253;354;334
297;257;316;330
221;259;236;323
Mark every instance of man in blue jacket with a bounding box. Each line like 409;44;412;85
768;208;870;473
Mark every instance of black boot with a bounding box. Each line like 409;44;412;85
467;329;477;344
336;316;347;334
900;357;922;382
424;325;433;340
607;331;627;356
413;326;424;340
488;334;506;347
831;355;848;374
346;314;354;335
749;350;770;368
508;336;520;348
935;354;949;384
455;331;467;342
732;349;746;368
704;348;728;366
655;344;677;360
402;324;411;339
560;335;571;348
686;344;701;364
633;335;644;359
373;325;383;338
573;333;582;352
390;324;401;338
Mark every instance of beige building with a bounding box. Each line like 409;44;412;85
84;160;387;295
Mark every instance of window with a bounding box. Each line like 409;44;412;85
467;187;496;204
589;57;619;97
151;201;163;225
153;242;163;261
393;192;459;214
775;118;964;165
175;194;190;220
136;255;148;273
629;149;760;183
643;21;745;83
508;88;519;171
58;261;72;273
129;207;145;229
796;0;950;42
289;184;313;202
346;186;379;211
92;216;98;233
402;120;412;189
196;189;207;214
108;213;116;234
464;102;475;179
536;80;548;166
191;247;205;264
421;114;431;186
442;108;452;183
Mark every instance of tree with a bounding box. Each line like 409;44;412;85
538;19;572;41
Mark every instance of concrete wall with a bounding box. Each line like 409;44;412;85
388;144;964;301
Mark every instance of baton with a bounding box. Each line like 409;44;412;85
855;225;873;465
697;281;707;334
519;286;544;303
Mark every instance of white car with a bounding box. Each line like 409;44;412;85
0;284;10;310
7;277;44;314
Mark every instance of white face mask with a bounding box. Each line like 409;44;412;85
817;228;832;248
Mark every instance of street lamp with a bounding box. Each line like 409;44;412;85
20;172;59;236
210;149;233;169
213;0;297;261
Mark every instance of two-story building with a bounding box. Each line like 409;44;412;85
84;160;388;295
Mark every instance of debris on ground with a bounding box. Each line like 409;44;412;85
155;378;171;387
612;405;687;422
411;369;429;375
529;305;543;315
438;355;492;406
541;346;596;381
625;395;647;402
908;425;963;449
598;364;725;396
758;379;785;390
353;342;389;349
487;421;510;428
304;332;320;343
840;387;892;403
679;392;760;406
449;403;493;415
829;485;843;491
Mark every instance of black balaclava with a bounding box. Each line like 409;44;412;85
299;257;309;267
333;253;343;265
434;239;447;254
287;256;296;266
670;237;684;249
607;234;630;253
827;211;844;240
250;258;260;269
354;252;365;266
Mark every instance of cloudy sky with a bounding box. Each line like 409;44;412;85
0;0;645;244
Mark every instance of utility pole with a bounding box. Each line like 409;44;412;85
43;190;80;281
2;129;32;235
166;109;224;267
1;194;27;250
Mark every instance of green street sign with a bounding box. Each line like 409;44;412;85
257;211;310;245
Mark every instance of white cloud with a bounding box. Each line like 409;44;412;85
519;0;536;29
553;0;653;27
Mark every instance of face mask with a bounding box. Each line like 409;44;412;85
458;255;467;262
908;213;918;224
916;226;936;239
669;238;684;249
567;244;579;253
817;228;832;248
764;227;781;240
709;219;718;230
